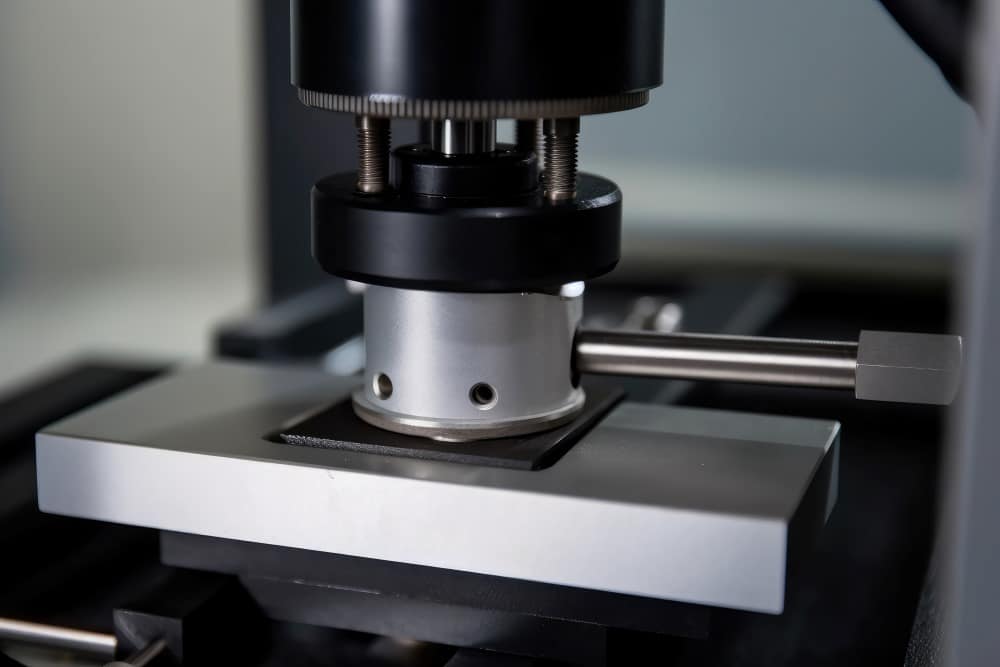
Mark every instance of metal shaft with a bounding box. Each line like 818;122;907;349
355;115;390;193
576;330;858;389
516;119;544;166
430;119;496;155
575;329;963;405
0;616;117;658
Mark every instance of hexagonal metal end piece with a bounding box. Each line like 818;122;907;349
855;330;963;405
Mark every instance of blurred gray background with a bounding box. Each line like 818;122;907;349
0;0;974;387
0;1;258;385
581;0;973;283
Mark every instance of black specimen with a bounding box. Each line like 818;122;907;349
279;382;624;471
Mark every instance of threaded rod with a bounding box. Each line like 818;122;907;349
355;115;390;194
542;117;580;202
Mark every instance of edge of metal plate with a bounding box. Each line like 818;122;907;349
35;361;838;614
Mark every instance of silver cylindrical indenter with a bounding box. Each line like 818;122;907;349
355;286;584;441
430;119;497;155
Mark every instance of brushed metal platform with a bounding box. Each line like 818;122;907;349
35;361;838;614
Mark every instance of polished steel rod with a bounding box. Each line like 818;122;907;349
0;616;117;657
575;330;858;389
430;119;496;155
576;329;963;406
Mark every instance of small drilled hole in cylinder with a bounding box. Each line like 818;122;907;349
373;373;393;400
469;383;498;410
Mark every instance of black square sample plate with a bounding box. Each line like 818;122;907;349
279;382;624;471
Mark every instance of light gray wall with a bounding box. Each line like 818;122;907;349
0;1;259;385
579;0;974;281
0;0;258;285
585;0;971;180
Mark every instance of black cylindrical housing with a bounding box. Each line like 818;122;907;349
291;0;664;102
312;172;622;292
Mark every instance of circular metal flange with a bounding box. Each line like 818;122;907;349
354;286;585;442
312;172;621;292
353;394;584;442
297;89;650;120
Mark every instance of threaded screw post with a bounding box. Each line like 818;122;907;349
355;115;390;194
542;117;580;202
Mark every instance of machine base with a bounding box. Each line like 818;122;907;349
161;530;711;664
35;361;839;614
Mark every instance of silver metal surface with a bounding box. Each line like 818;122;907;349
430;120;497;155
0;616;116;658
576;329;858;388
542;117;580;201
357;286;584;441
355;115;390;193
855;330;962;405
298;88;649;120
36;362;839;614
